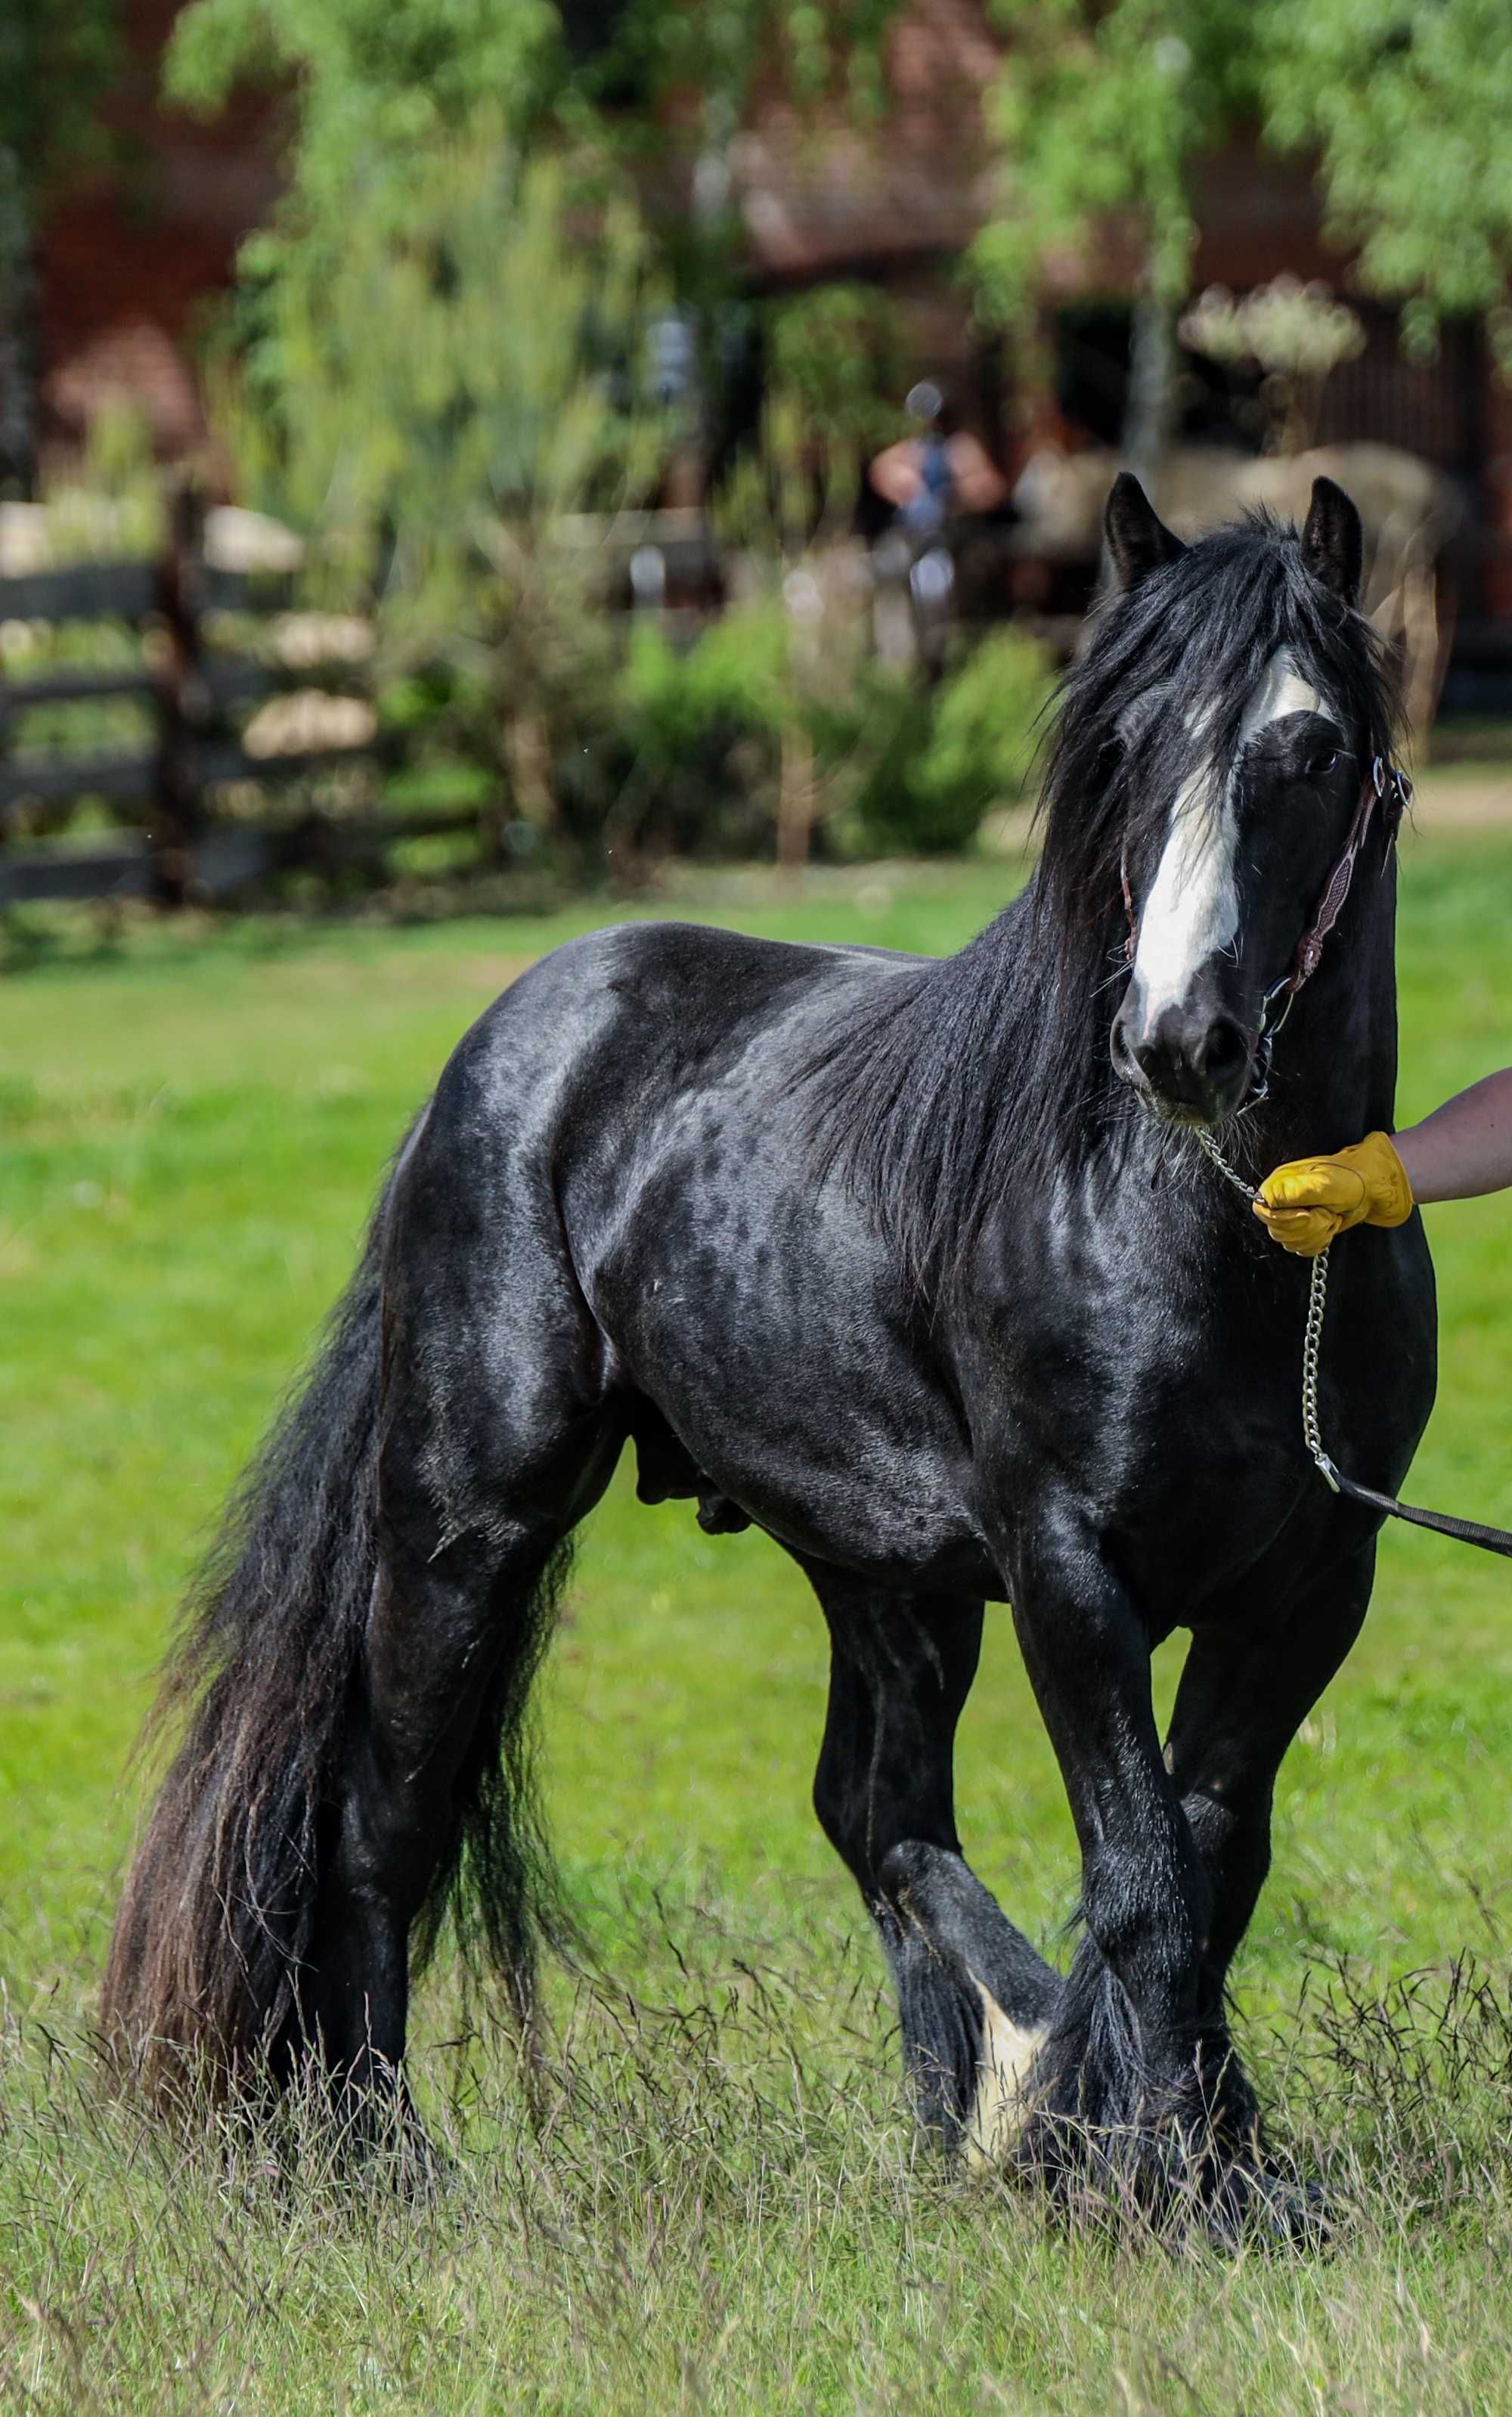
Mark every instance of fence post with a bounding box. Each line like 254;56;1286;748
150;483;206;908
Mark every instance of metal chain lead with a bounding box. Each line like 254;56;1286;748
1191;1127;1342;1494
1191;1125;1259;1204
1299;1247;1341;1492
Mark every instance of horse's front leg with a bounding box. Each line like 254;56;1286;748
802;1567;1061;2158
1001;1495;1248;2216
1157;1529;1380;2235
1167;1532;1377;1991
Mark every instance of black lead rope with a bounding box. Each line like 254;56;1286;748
1194;1128;1512;1562
1325;1473;1512;1560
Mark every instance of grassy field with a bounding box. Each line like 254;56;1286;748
4;822;1512;2412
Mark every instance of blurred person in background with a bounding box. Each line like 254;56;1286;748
867;383;1006;672
1254;1070;1512;1254
867;380;1007;534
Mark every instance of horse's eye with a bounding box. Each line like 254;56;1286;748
1307;747;1340;779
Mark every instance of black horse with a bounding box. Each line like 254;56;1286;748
105;476;1435;2231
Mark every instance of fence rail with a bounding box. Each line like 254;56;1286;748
0;492;389;910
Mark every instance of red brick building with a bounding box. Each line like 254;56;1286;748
36;0;282;463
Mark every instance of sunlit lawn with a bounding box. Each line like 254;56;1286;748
4;821;1512;2412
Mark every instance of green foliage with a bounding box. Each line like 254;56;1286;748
208;122;665;849
166;0;561;223
602;0;903;128
222;133;660;597
764;283;910;458
710;287;910;575
166;0;906;255
978;0;1512;383
617;612;1051;869
927;629;1052;807
974;0;1256;321
1260;0;1512;364
621;603;792;758
848;631;1055;854
0;0;119;194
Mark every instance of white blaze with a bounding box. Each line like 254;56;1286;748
1129;652;1324;1022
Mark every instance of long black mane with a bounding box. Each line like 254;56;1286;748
804;513;1399;1299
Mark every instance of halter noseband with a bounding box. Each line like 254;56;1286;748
1120;754;1412;1114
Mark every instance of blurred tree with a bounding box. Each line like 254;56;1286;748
215;121;666;860
1261;0;1512;373
765;285;911;466
978;0;1512;473
0;0;120;493
974;1;1258;477
712;303;900;875
167;0;906;497
844;627;1054;854
166;0;921;882
166;0;562;187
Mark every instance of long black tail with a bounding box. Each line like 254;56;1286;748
101;1156;560;2100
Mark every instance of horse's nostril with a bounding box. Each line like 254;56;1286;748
1108;1009;1148;1086
1197;1018;1247;1082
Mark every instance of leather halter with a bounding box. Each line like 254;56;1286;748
1283;752;1411;995
1120;754;1412;1111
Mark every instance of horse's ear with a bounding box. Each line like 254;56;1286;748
1301;476;1364;606
1104;473;1186;592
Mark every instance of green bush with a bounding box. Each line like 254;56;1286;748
847;631;1055;854
619;603;790;761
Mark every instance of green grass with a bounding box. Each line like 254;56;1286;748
4;829;1512;2412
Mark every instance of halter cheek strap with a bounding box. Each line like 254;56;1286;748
1121;755;1411;996
1284;755;1411;996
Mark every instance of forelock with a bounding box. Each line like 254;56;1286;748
1036;513;1398;919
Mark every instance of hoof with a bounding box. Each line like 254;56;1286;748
1009;2087;1323;2251
1201;2164;1336;2255
334;2108;454;2201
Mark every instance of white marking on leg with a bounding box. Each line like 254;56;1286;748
1129;651;1326;1023
962;1980;1048;2170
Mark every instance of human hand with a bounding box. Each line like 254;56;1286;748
1253;1130;1414;1257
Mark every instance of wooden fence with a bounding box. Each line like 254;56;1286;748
0;491;478;911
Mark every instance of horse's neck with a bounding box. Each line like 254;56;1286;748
1251;857;1400;1164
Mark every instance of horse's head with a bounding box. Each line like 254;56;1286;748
1096;472;1387;1126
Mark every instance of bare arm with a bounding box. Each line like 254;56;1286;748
868;441;925;508
945;433;1009;514
1395;1068;1512;1204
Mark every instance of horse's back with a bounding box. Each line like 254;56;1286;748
482;915;922;1049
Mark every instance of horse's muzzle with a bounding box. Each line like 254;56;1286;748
1110;994;1253;1124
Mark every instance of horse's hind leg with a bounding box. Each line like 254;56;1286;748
804;1567;1061;2158
303;1494;584;2118
297;1142;621;2127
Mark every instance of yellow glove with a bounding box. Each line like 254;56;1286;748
1253;1130;1414;1257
